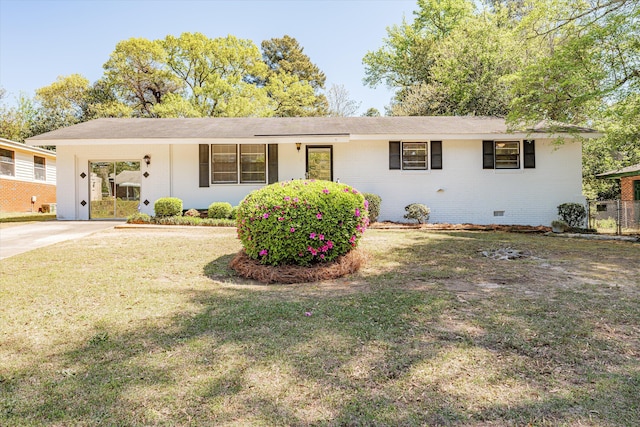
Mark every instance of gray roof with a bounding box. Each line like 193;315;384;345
27;116;600;143
597;164;640;179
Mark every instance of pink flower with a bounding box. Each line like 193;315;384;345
320;254;325;260
284;196;291;201
318;234;324;240
293;197;299;203
349;235;356;244
355;208;360;217
364;200;369;209
263;213;269;219
321;245;329;252
259;249;268;256
343;188;350;192
327;240;334;249
290;227;296;232
316;213;322;219
305;311;312;316
352;189;359;194
278;217;285;221
322;188;329;194
310;232;316;239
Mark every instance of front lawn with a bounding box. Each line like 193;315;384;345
1;228;638;426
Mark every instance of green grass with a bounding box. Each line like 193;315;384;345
1;228;639;426
0;212;56;223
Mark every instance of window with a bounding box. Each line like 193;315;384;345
495;141;520;169
240;144;266;183
34;156;46;181
0;148;14;176
210;144;267;184
484;141;523;169
390;141;440;170
211;144;238;183
402;142;428;170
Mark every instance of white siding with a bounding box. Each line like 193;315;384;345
56;138;583;226
1;146;56;184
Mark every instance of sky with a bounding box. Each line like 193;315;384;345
0;0;418;115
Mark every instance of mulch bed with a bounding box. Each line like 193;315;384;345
230;249;369;284
371;222;551;233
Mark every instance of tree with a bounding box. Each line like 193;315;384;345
261;35;328;116
326;84;361;117
391;12;521;116
103;37;182;117
362;107;381;117
33;74;90;133
0;93;37;142
163;33;273;117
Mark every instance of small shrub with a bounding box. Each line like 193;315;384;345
154;197;183;217
229;206;239;220
236;179;369;266
404;203;430;224
551;219;569;232
363;193;382;223
184;208;201;217
557;203;586;228
208;202;233;219
127;212;151;224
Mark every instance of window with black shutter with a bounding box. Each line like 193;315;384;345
483;140;495;169
431;141;442;169
524;140;535;168
389;141;401;169
199;144;209;187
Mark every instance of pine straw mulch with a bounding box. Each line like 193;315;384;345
371;222;551;233
230;249;369;284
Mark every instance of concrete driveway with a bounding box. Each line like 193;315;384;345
0;221;124;260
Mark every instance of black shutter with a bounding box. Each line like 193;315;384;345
431;141;442;169
389;141;401;170
268;144;278;184
524;140;536;168
482;140;495;169
199;144;210;187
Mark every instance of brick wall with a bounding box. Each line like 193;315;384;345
620;176;639;201
0;178;56;212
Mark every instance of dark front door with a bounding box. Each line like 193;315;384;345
634;180;640;201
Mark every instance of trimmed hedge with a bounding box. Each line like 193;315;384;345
236;179;369;266
208;202;233;219
154;197;183;217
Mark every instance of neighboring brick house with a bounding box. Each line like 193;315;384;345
597;164;640;201
0;138;56;213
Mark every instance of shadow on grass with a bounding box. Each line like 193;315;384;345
2;231;639;425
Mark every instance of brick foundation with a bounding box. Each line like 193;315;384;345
0;178;56;213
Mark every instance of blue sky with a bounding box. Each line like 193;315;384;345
0;0;417;115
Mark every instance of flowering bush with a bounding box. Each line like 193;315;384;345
236;179;369;266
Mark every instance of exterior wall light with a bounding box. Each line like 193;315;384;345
296;143;301;152
143;155;151;165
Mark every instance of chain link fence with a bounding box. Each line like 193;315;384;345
588;200;640;235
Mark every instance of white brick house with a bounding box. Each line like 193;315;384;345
26;117;598;225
